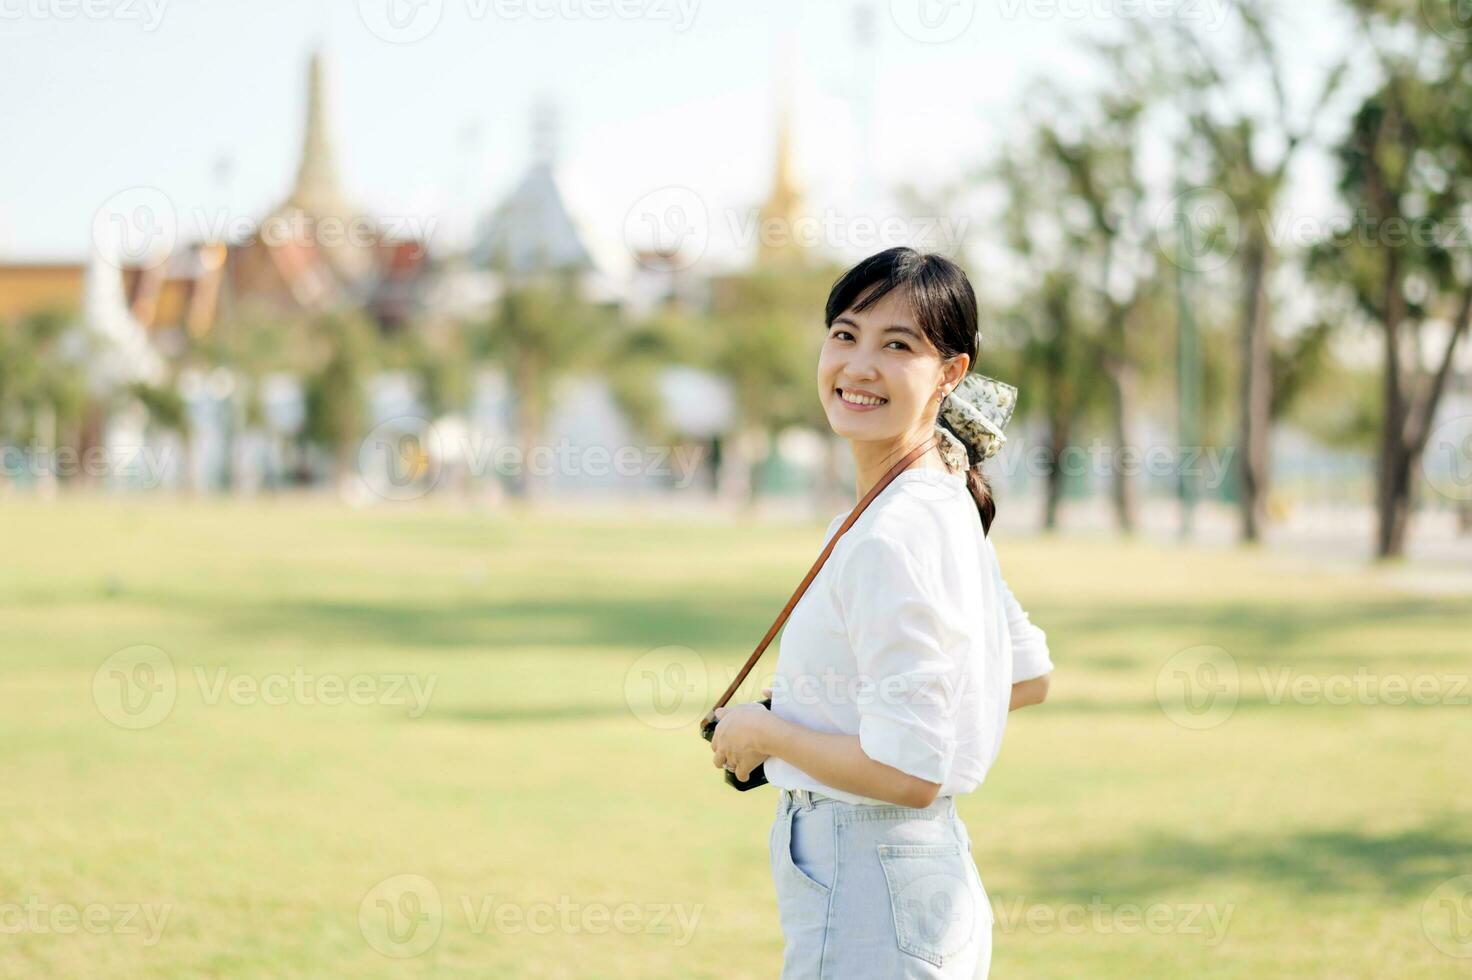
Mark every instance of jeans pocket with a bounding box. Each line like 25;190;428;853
780;805;833;897
876;842;978;967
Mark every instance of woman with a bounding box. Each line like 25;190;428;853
708;247;1053;979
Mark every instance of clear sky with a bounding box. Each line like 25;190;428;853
1;0;1353;275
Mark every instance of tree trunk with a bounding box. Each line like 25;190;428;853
335;441;355;498
731;424;768;514
1376;442;1413;559
78;401;107;491
1375;249;1408;560
1377;283;1472;557
36;401;58;502
514;354;544;501
1238;235;1273;543
1044;417;1070;532
1105;357;1137;534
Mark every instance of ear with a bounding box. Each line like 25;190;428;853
944;352;970;389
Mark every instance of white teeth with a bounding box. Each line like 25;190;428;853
839;389;886;407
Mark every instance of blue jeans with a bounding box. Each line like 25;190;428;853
770;788;992;978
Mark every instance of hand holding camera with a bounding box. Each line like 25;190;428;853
702;689;774;790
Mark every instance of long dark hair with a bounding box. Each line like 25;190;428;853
824;247;996;535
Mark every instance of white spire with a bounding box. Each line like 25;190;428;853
84;235;164;391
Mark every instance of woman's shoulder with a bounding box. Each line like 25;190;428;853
822;470;982;566
872;478;973;543
828;505;951;579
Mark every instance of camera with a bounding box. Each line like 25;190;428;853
700;697;772;791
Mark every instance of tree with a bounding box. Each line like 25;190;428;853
987;133;1113;531
1168;0;1350;542
704;264;839;507
191;311;317;492
302;312;377;492
470;273;603;500
0;309;89;495
1310;0;1472;558
127;381;190;492
1035;62;1160;533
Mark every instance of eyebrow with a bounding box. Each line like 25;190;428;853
832;316;922;340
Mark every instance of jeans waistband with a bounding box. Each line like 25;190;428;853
781;788;834;809
779;786;955;815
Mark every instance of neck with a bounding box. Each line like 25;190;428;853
849;422;947;501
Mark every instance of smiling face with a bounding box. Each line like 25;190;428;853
818;283;967;448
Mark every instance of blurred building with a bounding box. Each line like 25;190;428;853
708;94;815;316
0;49;432;339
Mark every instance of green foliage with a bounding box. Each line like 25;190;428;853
1281;355;1381;452
704;265;842;436
0;308;89;443
301;312;378;465
127;381;189;436
599;309;704;443
380;326;471;422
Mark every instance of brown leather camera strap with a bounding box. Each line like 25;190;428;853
701;437;937;724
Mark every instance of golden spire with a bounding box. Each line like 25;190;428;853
757;95;806;267
266;47;374;285
284;49;350;221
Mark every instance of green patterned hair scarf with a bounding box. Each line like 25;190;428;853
935;373;1018;474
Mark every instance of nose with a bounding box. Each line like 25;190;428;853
837;346;880;382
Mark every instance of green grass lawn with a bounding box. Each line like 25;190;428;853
1;497;1467;978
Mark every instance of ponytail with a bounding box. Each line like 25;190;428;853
965;467;995;537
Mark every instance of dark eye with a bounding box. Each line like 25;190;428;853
886;340;910;351
832;329;854;341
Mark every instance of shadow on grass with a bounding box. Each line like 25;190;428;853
1040;597;1471;656
427;703;634;724
1000;819;1472;905
1038;695;1472;715
74;587;1469;673
115;591;790;653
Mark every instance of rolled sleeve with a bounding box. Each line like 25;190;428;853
997;564;1053;683
834;533;961;784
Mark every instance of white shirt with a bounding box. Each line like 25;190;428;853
764;467;1053;806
